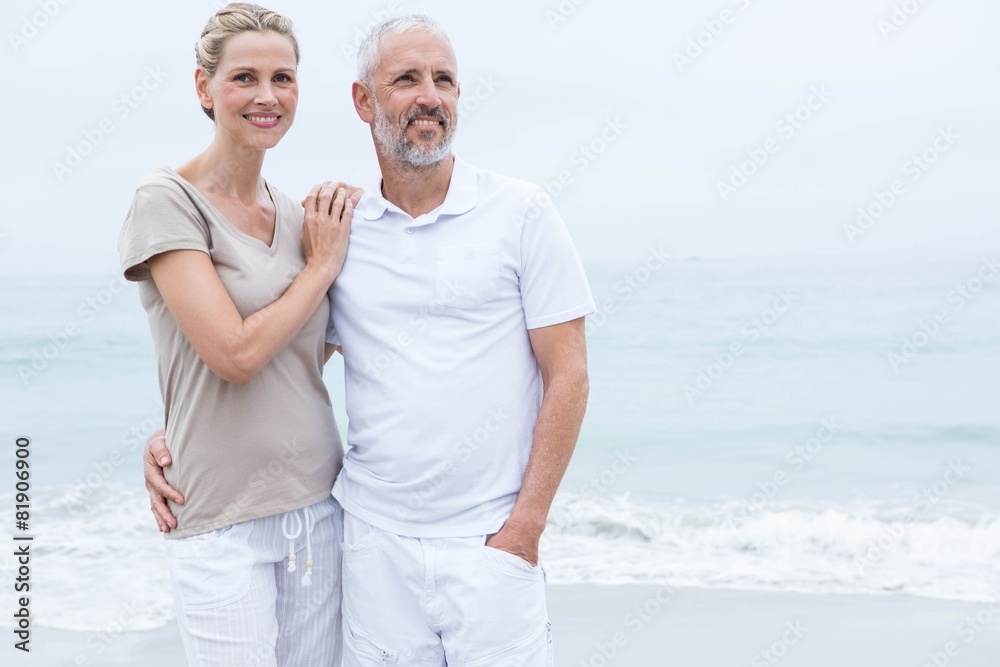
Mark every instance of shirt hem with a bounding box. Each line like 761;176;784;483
164;488;335;540
525;301;597;330
335;494;510;538
122;241;211;282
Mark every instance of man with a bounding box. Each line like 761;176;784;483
146;14;594;665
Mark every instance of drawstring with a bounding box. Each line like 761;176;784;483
281;507;315;587
282;512;301;571
302;507;314;586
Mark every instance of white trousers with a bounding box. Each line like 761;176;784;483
341;511;554;666
164;497;343;667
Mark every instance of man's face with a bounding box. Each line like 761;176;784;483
369;30;459;168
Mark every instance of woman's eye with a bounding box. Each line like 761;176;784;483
234;73;252;82
275;74;292;83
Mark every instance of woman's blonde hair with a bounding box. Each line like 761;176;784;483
195;3;300;120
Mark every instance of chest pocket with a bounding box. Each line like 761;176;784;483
435;241;500;310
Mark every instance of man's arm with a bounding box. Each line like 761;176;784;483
145;428;183;532
485;317;589;566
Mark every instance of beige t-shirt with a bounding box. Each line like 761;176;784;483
119;167;342;539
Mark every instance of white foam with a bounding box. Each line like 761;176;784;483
541;493;1000;603
0;485;173;632
2;486;997;632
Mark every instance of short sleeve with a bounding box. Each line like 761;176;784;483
119;183;211;282
517;188;596;329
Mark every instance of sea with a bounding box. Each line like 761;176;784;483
1;255;998;633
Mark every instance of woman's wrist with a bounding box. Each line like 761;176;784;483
302;259;339;285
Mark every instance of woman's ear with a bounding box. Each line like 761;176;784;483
195;68;214;116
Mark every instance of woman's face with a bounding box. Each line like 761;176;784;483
198;30;298;151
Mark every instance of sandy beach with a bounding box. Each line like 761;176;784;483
26;585;1000;666
549;585;1000;667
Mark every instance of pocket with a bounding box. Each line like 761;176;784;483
481;544;544;580
165;522;254;611
435;241;500;310
464;619;550;667
341;516;381;561
344;620;400;665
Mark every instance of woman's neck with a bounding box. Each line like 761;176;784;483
176;136;267;205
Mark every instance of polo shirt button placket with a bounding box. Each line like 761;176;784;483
400;225;418;264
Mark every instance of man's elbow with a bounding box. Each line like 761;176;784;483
549;363;589;400
579;368;590;399
576;367;590;404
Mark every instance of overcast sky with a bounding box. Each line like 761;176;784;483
1;0;997;275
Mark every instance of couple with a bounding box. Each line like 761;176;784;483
120;3;594;666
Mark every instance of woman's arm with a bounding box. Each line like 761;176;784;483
148;183;352;385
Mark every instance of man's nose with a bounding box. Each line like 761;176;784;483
414;79;442;109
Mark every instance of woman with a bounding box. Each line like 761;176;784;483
118;4;354;665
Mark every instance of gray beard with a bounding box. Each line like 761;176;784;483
373;104;454;168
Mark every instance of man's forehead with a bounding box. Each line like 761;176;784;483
377;30;457;74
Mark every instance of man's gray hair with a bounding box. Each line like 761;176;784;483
356;15;453;88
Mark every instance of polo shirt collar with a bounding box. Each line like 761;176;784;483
359;157;478;222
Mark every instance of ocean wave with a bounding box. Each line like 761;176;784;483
1;486;997;632
542;493;1000;603
0;485;173;632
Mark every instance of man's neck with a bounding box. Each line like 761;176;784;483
378;154;455;219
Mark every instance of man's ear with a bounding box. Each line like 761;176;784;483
353;81;375;123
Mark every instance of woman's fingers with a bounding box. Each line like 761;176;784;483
317;182;337;216
328;182;364;207
328;188;347;220
340;196;354;227
301;182;353;273
301;183;323;212
304;181;363;211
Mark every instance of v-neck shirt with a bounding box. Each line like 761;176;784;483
119;167;342;538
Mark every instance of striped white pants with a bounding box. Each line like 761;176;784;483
164;497;343;666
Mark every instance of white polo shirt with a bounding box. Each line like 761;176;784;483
327;158;595;537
